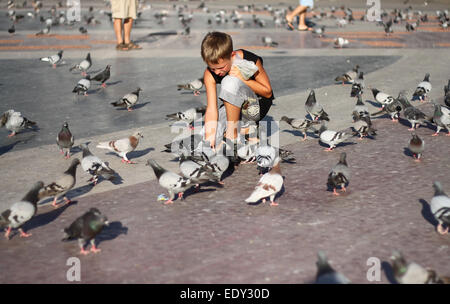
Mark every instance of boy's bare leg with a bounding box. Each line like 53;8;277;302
286;5;307;23
298;10;311;30
123;18;133;44
223;101;241;141
113;18;124;44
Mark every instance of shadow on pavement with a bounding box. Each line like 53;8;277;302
382;261;397;284
96;221;128;246
418;198;438;228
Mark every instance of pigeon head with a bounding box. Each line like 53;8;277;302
432;181;447;196
58;50;63;57
316;251;334;276
106;64;111;70
89;208;109;226
390;250;408;277
62;121;69;128
133;131;144;139
371;88;380;98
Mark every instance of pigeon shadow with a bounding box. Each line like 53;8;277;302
403;147;414;158
0;140;22;156
96;221;128;246
318;141;356;149
114;101;151;111
184;187;217;198
104;80;122;87
365;99;382;108
382;261;397;284
418;198;439;227
23;200;78;233
69;146;82;155
127;147;155;160
88;69;102;74
179;90;206;95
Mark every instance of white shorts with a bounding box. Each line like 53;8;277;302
299;0;314;8
111;0;138;19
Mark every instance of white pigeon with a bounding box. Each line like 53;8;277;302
179;154;219;189
430;182;450;235
391;251;444;284
370;87;395;108
146;158;192;204
413;73;432;102
166;106;206;127
334;37;349;48
315;251;351;284
69;53;92;76
262;36;278;47
177;78;204;96
431;102;450;136
111;88;142;111
245;157;283;206
335;65;359;85
319;122;352;151
202;152;230;184
96;131;143;164
0;109;36;137
72;75;91;96
40;50;64;68
80;143;116;185
0;181;44;240
350;72;365;97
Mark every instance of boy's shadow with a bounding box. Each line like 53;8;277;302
96;221;128;246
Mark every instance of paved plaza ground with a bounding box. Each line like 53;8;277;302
0;0;449;283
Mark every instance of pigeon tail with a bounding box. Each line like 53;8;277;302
22;181;45;205
111;100;126;108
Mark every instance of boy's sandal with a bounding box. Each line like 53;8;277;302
126;41;142;50
297;27;313;31
116;43;129;51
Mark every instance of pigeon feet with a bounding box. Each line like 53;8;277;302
80;248;90;255
7;132;16;138
164;200;174;205
270;201;279;206
194;91;200;96
218;181;225;185
127;108;134;112
4;227;12;240
446;133;450;137
101;83;107;88
90;245;101;253
437;224;449;235
121;159;135;164
19;229;32;238
52;64;56;69
333;188;340;196
178;192;184;200
408;128;415;131
431;133;439;136
324;148;334;151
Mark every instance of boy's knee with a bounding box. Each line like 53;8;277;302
221;75;242;95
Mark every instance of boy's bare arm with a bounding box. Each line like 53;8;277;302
203;68;219;148
229;59;273;98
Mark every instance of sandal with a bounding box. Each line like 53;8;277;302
297;27;313;31
286;17;295;30
126;41;142;50
116;43;129;51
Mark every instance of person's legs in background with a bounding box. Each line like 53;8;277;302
113;18;129;50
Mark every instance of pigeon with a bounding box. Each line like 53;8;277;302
354;95;369;117
312;26;325;37
254;144;294;175
69;53;92;76
430;181;450;235
57;121;74;159
166;106;207;128
80;143;116;185
0;181;44;240
96;132;143;164
350;72;365;97
431;102;450;136
371;97;403;122
38;158;80;208
72;75;91;96
319;122;352;151
334;37;349;48
280;116;320;140
0;109;36;137
408;132;425;161
327;152;350;195
336;18;348;27
78;26;87;34
444;79;450;107
315;251;351;284
146;158;192;204
335;65;359;85
305;90;330;121
91;65;111;88
413;73;432;102
40;50;63;68
391;251;445;283
370;87;395;108
236;141;258;163
177;78;204;96
62;208;109;255
8;23;15;35
200;151;230;184
111;87;142;111
179;154;219;189
383;18;394;35
352;111;376;139
405;21;418;31
262;36;278;47
35;25;50;35
245;156;283;206
397;92;431;130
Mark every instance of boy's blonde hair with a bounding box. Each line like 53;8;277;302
201;32;233;64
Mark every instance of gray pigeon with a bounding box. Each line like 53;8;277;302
397;92;431;130
111;87;142;111
177;78;203;96
312;25;326;37
57;121;74;159
91;65;111;88
408;132;425;161
327;152;350;195
62;208;109;255
39;50;63;68
281;116;320;140
370;87;395;108
69;53;92;76
179;154;219;189
0;181;44;240
80;143;116;185
413;73;432;102
319;122;352;151
200;152;230;184
371;94;403;122
350;72;365;97
305;90;330;121
0;109;36;137
391;251;444;283
146;158;192;204
166;106;207;128
430;182;450;235
352;111;376;139
315;251;351;284
261;36;278;47
431;102;450;136
38;158;80;208
72;75;91;96
335;64;359;85
444;79;450;107
354;95;369;118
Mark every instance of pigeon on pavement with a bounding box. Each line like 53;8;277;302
38;158;80;208
371;94;403;122
40;50;63;68
0;109;36;137
305;89;330;121
391;251;445;283
281;116;320;140
354;95;369;117
335;64;359;85
327;152;350;195
413;73;432;102
352;111;376;139
91;65;111;88
177;78;204;96
69;53;92;76
430;181;450;235
319;122;352;151
57;121;74;159
397;92;431;130
146;158;192;204
96;131;143;164
179;154;219;189
111;87;142;111
408;132;425;161
431;102;450;136
62;208;109;255
80;143;116;185
315;251;351;284
0;181;44;240
350;72;365;97
72;75;91;96
166;106;207;128
370;87;395;108
334;37;349;48
261;36;278;47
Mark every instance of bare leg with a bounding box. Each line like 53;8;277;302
113;18;124;45
123;18;133;44
223;101;241;141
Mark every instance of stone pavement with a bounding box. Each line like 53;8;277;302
0;0;449;283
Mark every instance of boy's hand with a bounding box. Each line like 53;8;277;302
229;65;245;82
